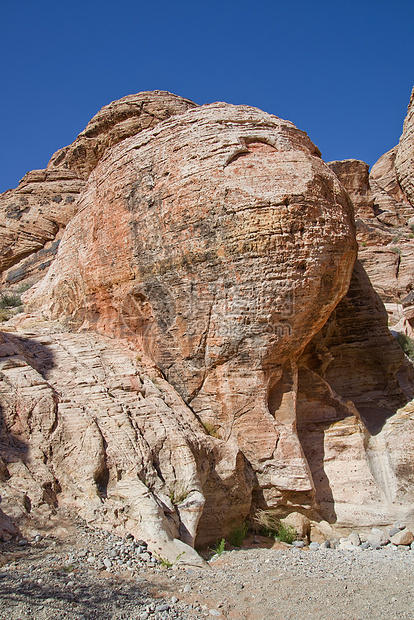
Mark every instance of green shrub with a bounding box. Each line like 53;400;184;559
228;522;248;547
0;309;11;322
210;538;226;557
0;291;22;309
252;509;297;543
167;482;190;505
201;420;221;439
396;332;414;360
276;523;297;544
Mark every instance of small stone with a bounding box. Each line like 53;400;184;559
18;539;28;546
393;521;407;530
209;610;221;617
171;596;179;603
348;532;360;546
103;558;112;569
136;540;147;547
155;604;170;612
309;542;320;550
360;542;370;550
87;555;96;563
292;540;305;548
183;584;191;593
390;529;414;546
320;540;331;549
388;527;401;537
367;529;389;547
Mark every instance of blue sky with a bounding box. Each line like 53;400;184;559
1;0;413;193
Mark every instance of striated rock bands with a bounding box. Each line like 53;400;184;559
1;90;414;558
30;102;357;513
396;86;414;206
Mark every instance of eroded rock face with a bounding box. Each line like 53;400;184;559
31;102;357;511
2;91;414;553
370;147;412;223
298;261;414;526
47;91;197;180
396;86;414;206
0;170;83;283
328;159;374;219
0;319;256;561
0;92;196;289
329;146;414;304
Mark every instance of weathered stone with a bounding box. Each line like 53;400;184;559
297;261;414;526
2;90;414;557
390;528;414;546
0;170;83;282
328;159;374;219
280;512;310;539
47;91;197;180
348;532;360;546
370;147;412;222
29;101;357;517
367;528;389;547
0;91;196;289
396;86;414;206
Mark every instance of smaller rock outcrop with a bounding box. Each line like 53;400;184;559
396;86;414;206
328;159;374;219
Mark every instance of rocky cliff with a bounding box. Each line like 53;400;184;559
1;90;414;562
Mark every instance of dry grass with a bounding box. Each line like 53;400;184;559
252;509;296;543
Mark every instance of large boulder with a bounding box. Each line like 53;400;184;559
30;101;357;510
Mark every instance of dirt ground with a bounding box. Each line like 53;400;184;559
1;518;414;620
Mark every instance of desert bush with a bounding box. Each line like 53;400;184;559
201;420;221;439
0;309;11;322
228;522;248;547
168;481;190;505
0;291;22;309
252;509;297;543
210;538;226;557
276;522;297;544
396;332;414;360
252;509;280;537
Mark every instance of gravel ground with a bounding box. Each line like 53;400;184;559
1;519;414;620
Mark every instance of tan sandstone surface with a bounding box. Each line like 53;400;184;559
1;91;414;564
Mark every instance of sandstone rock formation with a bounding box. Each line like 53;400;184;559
29;102;357;512
327;159;374;219
1;90;414;559
0;92;196;290
396;86;414;206
370;147;412;222
327;89;414;306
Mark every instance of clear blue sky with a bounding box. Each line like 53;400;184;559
1;0;413;193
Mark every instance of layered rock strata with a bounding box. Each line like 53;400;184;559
1;91;414;557
29;102;357;512
327;90;414;305
396;86;414;206
0;92;196;288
